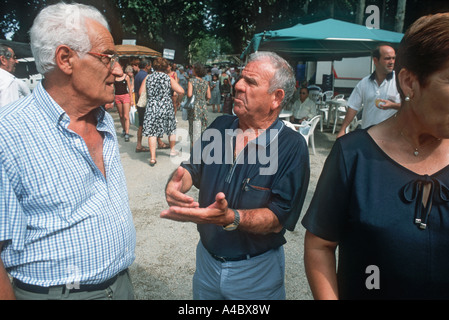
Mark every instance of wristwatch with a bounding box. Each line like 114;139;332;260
223;209;240;231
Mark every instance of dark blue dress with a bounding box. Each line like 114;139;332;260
302;129;449;299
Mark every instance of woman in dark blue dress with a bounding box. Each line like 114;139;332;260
302;13;449;299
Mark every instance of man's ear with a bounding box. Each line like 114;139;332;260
271;89;285;111
54;45;75;75
0;56;7;67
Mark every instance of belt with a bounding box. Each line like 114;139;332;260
13;269;127;294
209;250;270;263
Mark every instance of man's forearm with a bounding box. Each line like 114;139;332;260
340;107;358;131
337;107;358;137
0;243;15;300
238;208;283;235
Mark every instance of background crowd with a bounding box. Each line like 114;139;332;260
110;57;243;165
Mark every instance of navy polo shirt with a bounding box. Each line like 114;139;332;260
181;115;310;258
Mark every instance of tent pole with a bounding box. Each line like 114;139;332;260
331;60;335;93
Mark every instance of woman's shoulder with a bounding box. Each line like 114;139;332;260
335;129;371;149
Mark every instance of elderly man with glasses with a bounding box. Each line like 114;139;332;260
0;45;30;107
0;3;136;300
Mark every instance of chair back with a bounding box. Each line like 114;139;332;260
299;115;322;155
300;115;321;139
323;91;333;101
309;91;322;103
282;120;297;131
308;115;322;133
333;94;344;100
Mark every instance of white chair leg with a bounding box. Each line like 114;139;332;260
310;134;316;155
332;117;338;134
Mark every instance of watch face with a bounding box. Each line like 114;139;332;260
223;209;240;231
223;224;238;231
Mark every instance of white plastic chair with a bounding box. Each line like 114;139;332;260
332;99;348;134
349;115;362;133
333;94;344;100
309;90;322;103
319;91;334;131
282;120;297;131
299;115;321;155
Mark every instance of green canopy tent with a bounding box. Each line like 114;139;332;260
241;18;404;62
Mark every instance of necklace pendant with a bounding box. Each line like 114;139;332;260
414;149;419;156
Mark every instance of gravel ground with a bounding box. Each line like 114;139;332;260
112;106;336;300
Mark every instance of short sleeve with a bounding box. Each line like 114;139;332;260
301;140;351;241
268;133;310;231
347;81;363;112
0;157;26;251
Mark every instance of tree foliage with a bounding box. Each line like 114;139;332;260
2;0;449;63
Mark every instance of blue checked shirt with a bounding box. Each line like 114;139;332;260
0;82;136;287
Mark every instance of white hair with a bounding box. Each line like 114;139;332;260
29;2;110;75
248;51;296;109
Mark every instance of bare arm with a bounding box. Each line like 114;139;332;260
138;76;147;96
238;208;282;234
126;76;134;105
337;107;358;138
304;231;339;300
170;77;185;95
206;85;211;101
187;81;193;98
0;242;15;300
162;168;283;235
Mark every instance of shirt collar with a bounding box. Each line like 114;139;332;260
0;67;14;79
226;117;284;148
369;70;394;81
0;68;15;87
33;81;107;130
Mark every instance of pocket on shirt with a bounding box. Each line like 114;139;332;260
238;182;271;209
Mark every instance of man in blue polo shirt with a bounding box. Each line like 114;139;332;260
162;51;310;300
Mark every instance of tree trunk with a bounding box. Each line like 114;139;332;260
355;0;366;25
329;0;335;18
395;0;407;33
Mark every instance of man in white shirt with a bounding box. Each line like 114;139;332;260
0;45;30;107
337;45;401;137
291;87;316;124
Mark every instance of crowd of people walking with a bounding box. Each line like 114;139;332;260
114;56;242;165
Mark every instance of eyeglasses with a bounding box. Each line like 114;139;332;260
2;54;17;60
87;52;119;71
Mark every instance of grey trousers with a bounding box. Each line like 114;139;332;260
13;270;135;300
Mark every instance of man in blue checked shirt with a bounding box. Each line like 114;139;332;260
0;3;136;300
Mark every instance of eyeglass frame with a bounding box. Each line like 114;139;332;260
87;51;119;71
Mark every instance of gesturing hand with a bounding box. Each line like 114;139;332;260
165;166;199;208
161;192;233;226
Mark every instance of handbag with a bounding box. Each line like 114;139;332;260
181;95;195;110
129;105;137;126
182;107;188;121
136;76;148;108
